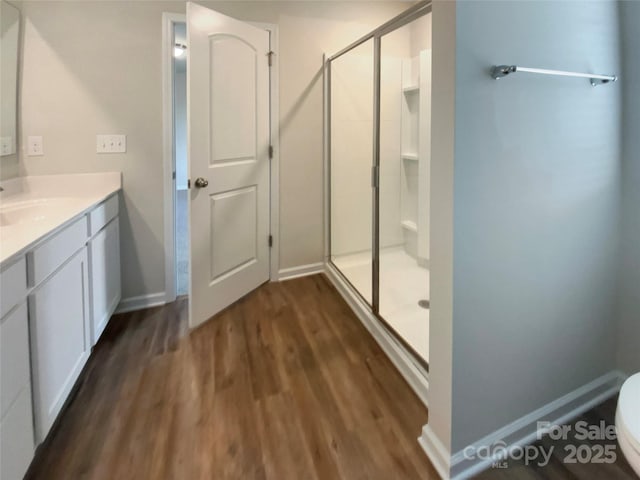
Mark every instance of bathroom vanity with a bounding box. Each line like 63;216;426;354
0;173;121;478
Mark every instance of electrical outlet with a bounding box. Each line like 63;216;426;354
27;136;44;156
97;134;126;153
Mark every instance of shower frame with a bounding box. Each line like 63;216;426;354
324;0;432;400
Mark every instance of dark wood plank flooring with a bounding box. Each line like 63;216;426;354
476;396;637;480
25;274;637;480
26;274;438;480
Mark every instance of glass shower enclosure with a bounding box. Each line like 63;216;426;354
326;1;432;370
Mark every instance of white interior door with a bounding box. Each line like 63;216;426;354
188;2;271;328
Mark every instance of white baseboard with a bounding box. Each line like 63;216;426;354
115;292;166;314
277;262;325;281
325;262;429;406
447;370;627;480
419;425;451;480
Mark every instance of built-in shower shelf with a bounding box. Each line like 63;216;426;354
402;153;418;161
401;220;418;232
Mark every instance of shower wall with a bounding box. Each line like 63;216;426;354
330;43;374;258
380;14;431;264
378;13;432;362
331;24;428;259
330;44;405;258
379;57;404;250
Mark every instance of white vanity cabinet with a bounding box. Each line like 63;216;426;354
0;271;34;480
87;195;121;344
28;195;121;444
0;189;122;468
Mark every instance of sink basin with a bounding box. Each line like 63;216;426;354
0;198;79;228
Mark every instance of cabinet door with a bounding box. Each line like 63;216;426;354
0;388;35;480
1;303;31;418
29;247;91;443
0;303;34;480
89;218;121;345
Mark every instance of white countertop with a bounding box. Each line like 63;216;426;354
0;173;122;266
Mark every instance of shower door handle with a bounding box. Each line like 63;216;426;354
194;177;209;188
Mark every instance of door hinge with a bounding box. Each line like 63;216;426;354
172;171;176;180
268;235;273;247
267;51;274;67
371;166;379;188
268;145;274;159
187;179;191;189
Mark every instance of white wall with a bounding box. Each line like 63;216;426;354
448;0;621;453
19;0;181;301
426;0;455;458
617;0;640;375
16;0;409;300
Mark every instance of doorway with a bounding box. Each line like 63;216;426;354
173;21;188;297
162;8;279;328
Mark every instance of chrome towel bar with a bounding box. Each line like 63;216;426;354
491;65;617;86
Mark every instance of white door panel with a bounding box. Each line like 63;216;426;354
210;36;257;164
188;3;270;328
209;186;258;281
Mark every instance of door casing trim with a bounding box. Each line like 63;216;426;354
162;12;184;304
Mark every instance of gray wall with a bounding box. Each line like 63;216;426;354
16;0;407;301
617;0;640;375
450;0;621;452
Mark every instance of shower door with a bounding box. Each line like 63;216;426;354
378;15;432;364
327;2;432;367
329;39;375;306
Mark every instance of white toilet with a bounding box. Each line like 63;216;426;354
617;373;640;477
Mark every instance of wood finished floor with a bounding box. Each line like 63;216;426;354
25;274;637;480
476;396;637;480
26;274;438;480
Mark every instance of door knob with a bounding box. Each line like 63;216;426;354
194;177;209;188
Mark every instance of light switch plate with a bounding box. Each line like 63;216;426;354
27;136;44;156
97;134;126;153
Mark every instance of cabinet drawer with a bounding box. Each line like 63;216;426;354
0;387;34;480
0;256;26;319
1;303;30;419
88;195;118;237
28;216;87;287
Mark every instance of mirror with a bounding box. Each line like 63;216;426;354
1;0;19;159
